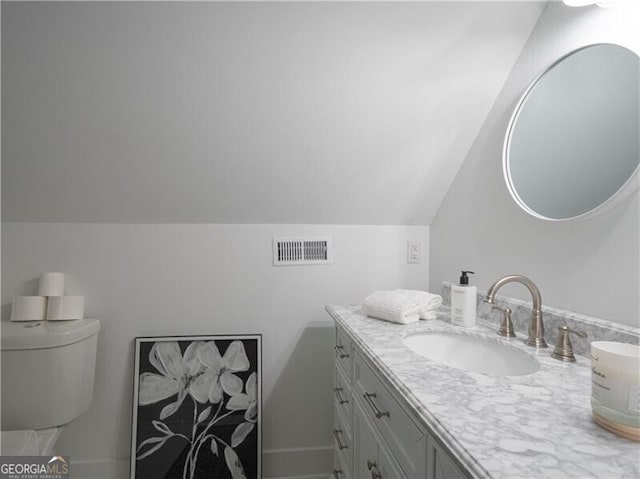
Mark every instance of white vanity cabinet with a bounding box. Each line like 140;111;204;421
353;348;426;478
353;396;406;479
333;323;470;479
428;436;468;479
333;324;354;479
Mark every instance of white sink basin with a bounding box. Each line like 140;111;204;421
403;332;539;376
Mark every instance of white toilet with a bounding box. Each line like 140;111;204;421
1;318;100;455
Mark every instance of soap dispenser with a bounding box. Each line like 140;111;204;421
451;270;476;327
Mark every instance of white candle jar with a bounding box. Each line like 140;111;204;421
591;341;640;438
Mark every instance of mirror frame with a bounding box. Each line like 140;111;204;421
503;43;640;222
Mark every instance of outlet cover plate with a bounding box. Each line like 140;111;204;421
407;240;421;264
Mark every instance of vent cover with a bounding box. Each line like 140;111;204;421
273;237;332;266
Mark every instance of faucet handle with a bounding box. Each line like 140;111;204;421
492;306;516;338
551;325;587;362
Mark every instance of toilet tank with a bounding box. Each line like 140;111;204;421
1;318;100;430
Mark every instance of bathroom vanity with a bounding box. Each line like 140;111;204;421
327;304;640;479
332;318;467;479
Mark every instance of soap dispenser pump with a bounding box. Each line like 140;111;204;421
451;270;477;327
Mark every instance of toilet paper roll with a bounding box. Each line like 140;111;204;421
38;272;65;296
46;296;85;321
11;296;47;321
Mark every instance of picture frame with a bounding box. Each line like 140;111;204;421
130;335;261;479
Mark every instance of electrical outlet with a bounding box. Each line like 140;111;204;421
407;240;421;264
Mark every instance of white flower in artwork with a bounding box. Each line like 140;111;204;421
227;372;258;423
189;340;250;404
136;339;256;478
138;341;200;419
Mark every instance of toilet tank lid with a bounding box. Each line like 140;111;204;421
1;319;100;350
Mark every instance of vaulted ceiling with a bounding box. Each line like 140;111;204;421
2;1;545;225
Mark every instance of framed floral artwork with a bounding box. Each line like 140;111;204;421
130;335;261;479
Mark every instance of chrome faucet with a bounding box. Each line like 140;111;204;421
484;275;548;348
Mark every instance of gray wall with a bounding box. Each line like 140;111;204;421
430;2;640;327
2;223;429;476
7;1;635;476
1;1;543;225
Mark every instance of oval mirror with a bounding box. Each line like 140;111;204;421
504;43;640;221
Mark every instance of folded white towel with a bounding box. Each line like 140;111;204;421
363;290;420;324
394;289;442;320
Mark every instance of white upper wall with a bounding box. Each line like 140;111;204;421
430;1;640;326
1;1;544;225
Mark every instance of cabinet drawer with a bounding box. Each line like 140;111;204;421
353;394;407;479
434;449;465;479
333;402;352;476
354;350;425;478
428;435;469;479
334;365;352;434
335;325;353;382
378;431;408;479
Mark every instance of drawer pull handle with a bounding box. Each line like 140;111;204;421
363;392;390;419
367;459;382;479
332;470;343;479
334;345;350;359
333;387;349;405
333;429;348;450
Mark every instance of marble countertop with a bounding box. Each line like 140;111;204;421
326;304;640;479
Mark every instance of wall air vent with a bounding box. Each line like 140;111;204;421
273;237;332;266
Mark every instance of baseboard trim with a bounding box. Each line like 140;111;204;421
70;447;332;479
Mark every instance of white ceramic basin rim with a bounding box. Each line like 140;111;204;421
403;332;539;376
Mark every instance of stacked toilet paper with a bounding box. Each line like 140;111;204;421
10;272;85;322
